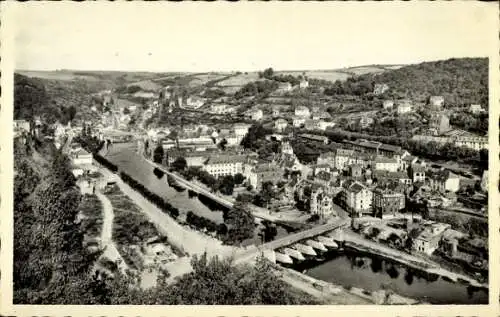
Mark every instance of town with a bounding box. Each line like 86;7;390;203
13;57;489;305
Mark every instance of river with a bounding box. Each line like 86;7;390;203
102;142;291;246
103;142;488;304
292;249;488;304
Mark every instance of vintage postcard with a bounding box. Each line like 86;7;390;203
1;1;499;317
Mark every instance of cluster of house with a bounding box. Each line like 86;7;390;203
13;119;31;138
275;79;310;94
144;122;253;155
270;105;336;132
290;138;467;220
145;117;475;223
354;214;488;266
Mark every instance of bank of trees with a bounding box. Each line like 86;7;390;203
94;153;118;172
106;253;318;305
322;58;488;107
235;80;279;99
14;146;107;304
120;171;180;219
222;201;256;245
74;128;105;154
450;111;488;136
258;67;301;86
153;145;164;164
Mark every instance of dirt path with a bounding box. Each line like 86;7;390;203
99;168;239;259
95;189;129;274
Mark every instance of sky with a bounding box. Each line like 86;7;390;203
7;1;499;73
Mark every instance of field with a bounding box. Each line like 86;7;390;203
216;72;260;86
278;70;351;82
115;98;142;110
187;73;232;87
126;80;162;91
17;70;172;84
17;70;101;81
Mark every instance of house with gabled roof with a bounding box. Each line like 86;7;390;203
428;169;460;193
342;181;373;217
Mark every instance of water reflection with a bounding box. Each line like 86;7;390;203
404;269;414;285
294;248;488;304
370;257;382;273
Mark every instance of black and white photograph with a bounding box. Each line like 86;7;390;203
2;1;498;314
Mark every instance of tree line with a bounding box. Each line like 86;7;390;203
94;153;119;172
14;144;108;304
234;80;279;99
185;211;228;237
322;58;488;107
120;171;180;219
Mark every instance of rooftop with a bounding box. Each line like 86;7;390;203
206;154;248;165
299;134;329;142
375;156;398;164
348;181;366;194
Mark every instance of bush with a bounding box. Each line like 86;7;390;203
94;153;118;172
185;211;220;234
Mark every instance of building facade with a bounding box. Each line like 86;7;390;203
372;188;405;218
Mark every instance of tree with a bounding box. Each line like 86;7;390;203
260;182;275;208
234;173;245;185
171;156;187;171
218;175;235;196
64;105;77;124
218;138;228;151
153;145;164;164
223;202;255;245
263;67;274;78
123;107;130;115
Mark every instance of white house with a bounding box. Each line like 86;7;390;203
318;120;336;131
374;156;399;173
211;104;231;114
292;116;306;127
203;154;247;178
310;187;335;219
274;119;288;132
294;106;311;118
469;104;484;114
344;181;373;217
251;109;263;121
278;82;292;93
454;136;488;151
233;123;251;137
397;100;413;114
383;100;394;110
428;170;460;193
299;80;309;89
72;149;93;166
429;96;445;109
14;120;30;132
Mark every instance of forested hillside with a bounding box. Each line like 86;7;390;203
14;73;97;125
371;58;488;105
324;58;488;106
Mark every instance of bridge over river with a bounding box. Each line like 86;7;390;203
234;219;350;265
145;158;352;264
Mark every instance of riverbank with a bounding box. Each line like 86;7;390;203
278;265;422;305
342;232;488;290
